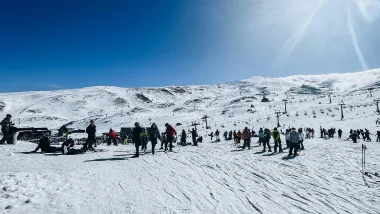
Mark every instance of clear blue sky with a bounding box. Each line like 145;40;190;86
1;0;380;92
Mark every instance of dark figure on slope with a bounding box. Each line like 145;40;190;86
215;129;220;142
83;120;96;151
165;123;177;152
191;129;198;146
272;128;282;153
32;136;61;153
364;129;371;142
288;128;299;157
376;131;380;142
347;131;358;143
0;114;14;144
242;127;251;150
338;129;343;139
262;129;272;152
180;130;187;146
148;123;160;154
132;122;143;157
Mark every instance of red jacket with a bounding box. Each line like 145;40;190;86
109;130;116;139
166;125;177;137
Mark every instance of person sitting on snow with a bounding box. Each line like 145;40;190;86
32;136;61;153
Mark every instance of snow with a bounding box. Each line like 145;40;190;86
1;69;380;213
0;139;379;214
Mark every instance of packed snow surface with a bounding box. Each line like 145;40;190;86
1;69;380;213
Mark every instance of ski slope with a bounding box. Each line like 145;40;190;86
1;69;380;213
0;137;379;214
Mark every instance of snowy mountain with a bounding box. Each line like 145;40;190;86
1;69;380;214
1;69;380;134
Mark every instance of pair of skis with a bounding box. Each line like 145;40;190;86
361;144;380;185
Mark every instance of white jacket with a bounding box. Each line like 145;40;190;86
299;133;305;141
285;133;290;140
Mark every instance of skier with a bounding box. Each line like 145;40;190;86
191;128;198;146
320;127;324;138
107;128;117;146
223;131;228;140
357;129;361;139
0;114;14;144
258;128;264;146
228;130;233;140
32;136;61;153
148;123;160;154
310;128;315;138
180;130;187;146
83;120;96;151
364;129;371;142
338;129;342;139
262;129;272;152
165;123;177;152
376;131;380;142
132;122;143;157
272;127;282;153
288;128;299;157
215;129;220;142
298;128;305;150
305;128;310;139
242;127;251;150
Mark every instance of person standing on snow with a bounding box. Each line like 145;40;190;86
180;130;187;146
84;120;96;151
132;122;143;157
298;128;305;150
108;128;117;146
338;129;343;139
376;131;380;142
165;123;177;152
262;128;272;152
140;129;149;152
272;127;282;153
191;128;198;146
288;128;299;157
258;128;264;146
215;129;220;142
228;130;232;140
0;114;14;144
284;129;290;149
237;130;242;144
223;131;228;140
148;123;160;154
242;127;251;150
364;129;371;142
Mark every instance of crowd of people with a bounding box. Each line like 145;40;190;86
1;113;379;158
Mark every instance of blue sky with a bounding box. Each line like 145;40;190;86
1;0;380;92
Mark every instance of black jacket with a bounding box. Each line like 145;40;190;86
1;118;13;133
132;126;143;145
86;125;96;138
148;127;160;140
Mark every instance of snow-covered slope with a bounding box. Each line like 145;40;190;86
1;69;380;214
1;69;380;134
